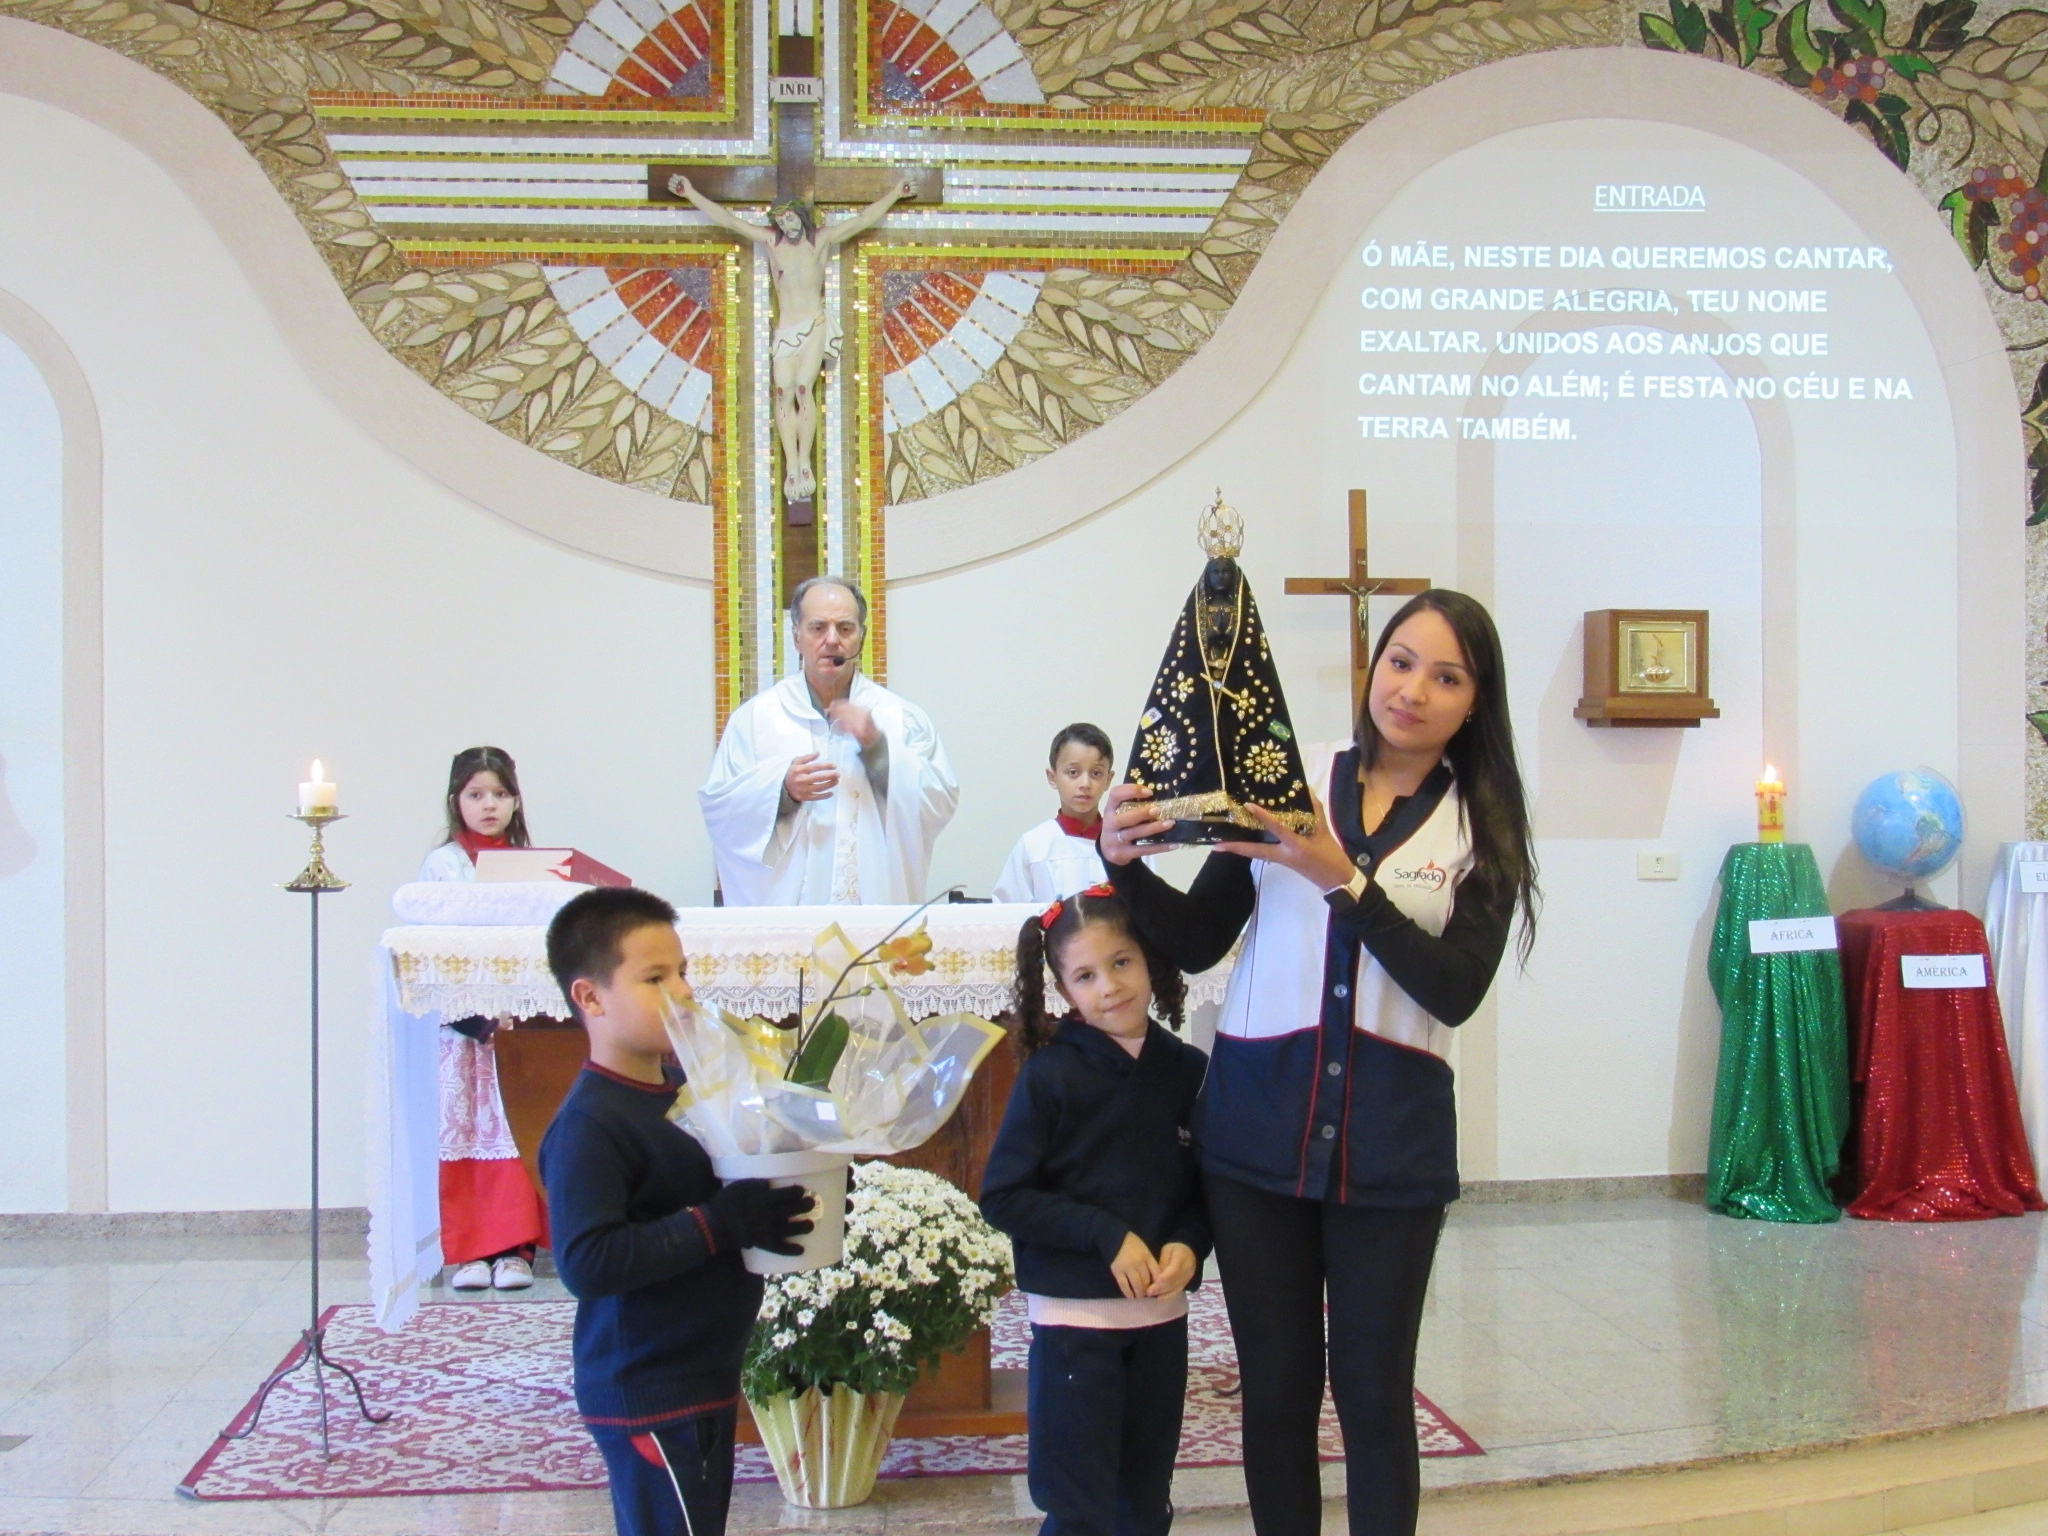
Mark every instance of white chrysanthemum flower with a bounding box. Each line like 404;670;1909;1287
743;1162;1017;1403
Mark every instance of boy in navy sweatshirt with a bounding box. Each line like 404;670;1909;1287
540;887;812;1536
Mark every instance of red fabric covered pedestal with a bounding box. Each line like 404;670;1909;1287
1837;908;2044;1221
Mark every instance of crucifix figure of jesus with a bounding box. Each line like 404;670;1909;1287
1286;489;1430;715
668;173;916;502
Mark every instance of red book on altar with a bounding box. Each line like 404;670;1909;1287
474;848;631;887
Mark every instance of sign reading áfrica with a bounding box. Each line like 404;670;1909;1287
1748;917;1838;954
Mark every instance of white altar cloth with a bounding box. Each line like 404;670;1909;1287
368;903;1232;1329
1984;842;2048;1178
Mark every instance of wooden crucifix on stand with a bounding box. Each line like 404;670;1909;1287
648;21;940;606
1285;490;1431;715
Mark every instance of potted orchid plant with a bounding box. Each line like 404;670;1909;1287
661;895;1003;1274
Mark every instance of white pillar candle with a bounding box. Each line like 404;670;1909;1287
298;760;338;815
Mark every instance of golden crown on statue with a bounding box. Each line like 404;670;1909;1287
1198;488;1244;560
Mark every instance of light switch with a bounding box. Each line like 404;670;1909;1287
1637;851;1680;881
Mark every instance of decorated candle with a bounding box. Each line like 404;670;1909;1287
298;760;338;816
1756;766;1785;844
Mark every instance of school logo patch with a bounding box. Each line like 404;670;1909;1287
1382;860;1448;893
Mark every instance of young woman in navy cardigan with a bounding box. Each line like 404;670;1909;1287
1099;590;1538;1536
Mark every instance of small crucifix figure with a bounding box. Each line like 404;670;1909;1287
666;170;917;505
646;13;939;602
1285;489;1430;715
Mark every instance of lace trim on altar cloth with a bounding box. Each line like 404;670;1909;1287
413;984;574;1021
395;973;1229;1022
384;918;1234;1023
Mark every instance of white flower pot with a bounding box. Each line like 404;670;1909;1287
710;1150;850;1275
747;1386;904;1508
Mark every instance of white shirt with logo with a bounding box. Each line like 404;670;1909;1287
1213;742;1474;1060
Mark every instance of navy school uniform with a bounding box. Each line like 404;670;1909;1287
1106;746;1516;1536
1109;750;1511;1205
981;1019;1210;1536
539;1063;763;1536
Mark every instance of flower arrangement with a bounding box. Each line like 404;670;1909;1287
666;906;1003;1167
743;1162;1014;1401
785;893;950;1087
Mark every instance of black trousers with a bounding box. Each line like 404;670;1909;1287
1208;1176;1444;1536
1027;1316;1189;1536
588;1409;736;1536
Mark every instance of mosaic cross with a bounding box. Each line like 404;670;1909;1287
311;0;1263;718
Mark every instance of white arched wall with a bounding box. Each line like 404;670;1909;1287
0;328;68;1214
0;34;2022;1199
0;292;104;1214
892;51;2021;1181
0;88;719;1214
0;19;716;584
1312;104;1973;1177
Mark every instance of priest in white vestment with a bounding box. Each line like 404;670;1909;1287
700;576;959;905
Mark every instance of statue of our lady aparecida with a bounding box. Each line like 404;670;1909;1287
1124;493;1317;844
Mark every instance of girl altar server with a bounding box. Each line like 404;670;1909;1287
981;885;1210;1536
419;745;547;1291
993;724;1114;904
1099;591;1538;1536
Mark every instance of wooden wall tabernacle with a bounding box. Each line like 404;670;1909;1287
1575;609;1721;729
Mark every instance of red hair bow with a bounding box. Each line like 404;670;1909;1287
1039;882;1116;931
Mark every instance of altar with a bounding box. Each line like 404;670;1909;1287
367;897;1234;1327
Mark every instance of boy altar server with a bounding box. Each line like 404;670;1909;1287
993;723;1113;904
699;576;959;905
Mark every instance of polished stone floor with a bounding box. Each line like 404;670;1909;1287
2;1195;2046;1534
1420;1198;2048;1484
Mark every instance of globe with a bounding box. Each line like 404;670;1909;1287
1850;769;1965;887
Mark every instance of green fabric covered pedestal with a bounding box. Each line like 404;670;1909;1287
1706;843;1851;1223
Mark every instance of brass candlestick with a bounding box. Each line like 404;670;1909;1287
285;809;349;892
217;808;385;1461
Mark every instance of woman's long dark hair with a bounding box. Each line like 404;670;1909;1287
442;745;532;848
1356;590;1538;961
1013;889;1187;1055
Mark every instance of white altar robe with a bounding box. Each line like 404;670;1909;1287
417;841;475;883
699;673;959;905
993;817;1106;904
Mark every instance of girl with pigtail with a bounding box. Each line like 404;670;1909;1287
981;885;1210;1536
1010;885;1189;1055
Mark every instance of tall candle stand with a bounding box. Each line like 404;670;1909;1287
222;809;389;1458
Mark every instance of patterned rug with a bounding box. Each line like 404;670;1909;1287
179;1293;1481;1500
